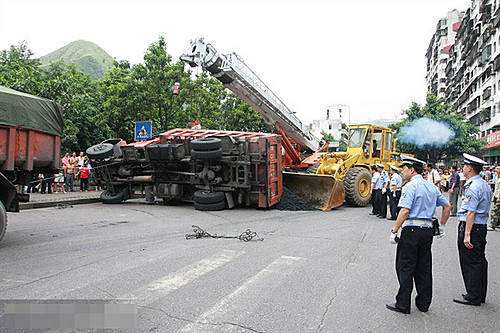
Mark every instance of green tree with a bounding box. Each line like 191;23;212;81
391;93;485;163
0;42;42;94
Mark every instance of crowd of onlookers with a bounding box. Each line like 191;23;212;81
22;152;99;194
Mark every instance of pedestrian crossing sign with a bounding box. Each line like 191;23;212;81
135;121;152;141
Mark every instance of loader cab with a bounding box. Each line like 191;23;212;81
348;125;396;162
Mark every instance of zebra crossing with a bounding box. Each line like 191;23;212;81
116;250;306;332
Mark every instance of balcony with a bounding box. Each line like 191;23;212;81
483;86;492;100
493;54;500;71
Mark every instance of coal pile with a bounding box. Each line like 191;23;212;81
274;187;320;211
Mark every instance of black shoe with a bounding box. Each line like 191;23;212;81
379;216;386;219
385;303;410;314
416;305;428;312
369;213;377;215
453;296;480;306
461;294;485;303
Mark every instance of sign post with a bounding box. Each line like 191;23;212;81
135;121;152;141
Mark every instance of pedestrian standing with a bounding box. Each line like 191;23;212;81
488;166;500;231
65;162;75;192
370;165;380;216
449;166;460;216
377;164;389;219
453;153;492;306
426;164;441;188
386;156;451;314
389;165;402;220
78;162;90;192
459;168;466;196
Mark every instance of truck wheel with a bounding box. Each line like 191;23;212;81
86;143;114;159
194;200;226;211
344;167;372;207
101;188;129;204
0;201;7;243
193;190;225;204
191;138;221;151
191;148;222;160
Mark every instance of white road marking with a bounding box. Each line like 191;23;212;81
122;250;245;305
181;255;304;332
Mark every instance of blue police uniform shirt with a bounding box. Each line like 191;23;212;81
375;170;388;190
398;174;448;222
372;171;380;188
457;175;492;225
390;173;402;191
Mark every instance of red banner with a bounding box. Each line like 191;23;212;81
487;130;500;148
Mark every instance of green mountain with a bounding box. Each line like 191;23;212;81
39;40;114;79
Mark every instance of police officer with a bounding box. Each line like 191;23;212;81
389;165;403;220
370;165;381;216
386;156;451;314
377;163;389;219
453;153;492;306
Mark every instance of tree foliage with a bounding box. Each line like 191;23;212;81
390;94;485;163
0;38;270;153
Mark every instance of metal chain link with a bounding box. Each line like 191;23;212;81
185;225;264;242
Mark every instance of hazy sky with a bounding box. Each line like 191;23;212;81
0;0;470;124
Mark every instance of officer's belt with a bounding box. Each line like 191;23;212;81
403;219;433;228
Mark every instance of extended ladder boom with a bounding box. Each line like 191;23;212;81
180;38;320;152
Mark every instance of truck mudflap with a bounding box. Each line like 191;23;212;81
283;172;345;211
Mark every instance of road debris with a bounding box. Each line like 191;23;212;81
185;225;264;242
274;187;319;211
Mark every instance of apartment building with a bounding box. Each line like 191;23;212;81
310;105;349;143
427;0;500;163
426;9;464;99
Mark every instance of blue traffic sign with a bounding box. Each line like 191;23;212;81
135;121;152;141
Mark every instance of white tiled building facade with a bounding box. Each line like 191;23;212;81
309;105;350;143
427;0;500;163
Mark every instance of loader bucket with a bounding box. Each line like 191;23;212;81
283;172;345;211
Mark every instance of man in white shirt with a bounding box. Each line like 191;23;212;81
426;164;441;188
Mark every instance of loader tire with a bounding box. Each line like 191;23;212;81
193;190;225;204
194;200;226;211
191;138;221;151
101;188;129;204
344;167;372;207
191;148;222;160
0;201;7;243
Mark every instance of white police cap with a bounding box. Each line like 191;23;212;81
390;165;399;172
401;155;425;169
376;163;384;169
463;153;487;166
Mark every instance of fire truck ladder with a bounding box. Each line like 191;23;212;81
180;38;320;164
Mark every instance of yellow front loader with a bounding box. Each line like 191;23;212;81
284;124;405;211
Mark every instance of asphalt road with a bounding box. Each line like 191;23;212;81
0;200;499;332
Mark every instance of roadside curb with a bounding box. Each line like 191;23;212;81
20;197;101;210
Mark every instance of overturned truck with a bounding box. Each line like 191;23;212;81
87;128;282;210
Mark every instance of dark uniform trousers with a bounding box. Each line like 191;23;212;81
379;190;388;217
372;189;381;214
395;226;434;311
389;190;401;219
458;221;488;303
449;187;460;215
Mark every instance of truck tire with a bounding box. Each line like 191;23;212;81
344;167;372;207
191;148;222;160
0;201;7;243
194;200;226;211
193;190;225;204
191;138;221;151
86;143;114;159
101;188;128;204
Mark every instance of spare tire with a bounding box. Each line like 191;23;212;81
86;143;114;159
191;148;222;160
191;138;221;151
101;188;129;204
344;167;372;207
194;200;226;211
0;201;7;243
193;190;225;204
